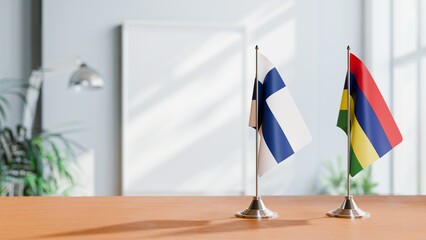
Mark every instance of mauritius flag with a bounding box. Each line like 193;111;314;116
338;53;403;177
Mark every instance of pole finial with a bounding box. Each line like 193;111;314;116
347;45;351;51
255;45;259;50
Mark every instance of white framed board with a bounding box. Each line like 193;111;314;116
121;21;249;195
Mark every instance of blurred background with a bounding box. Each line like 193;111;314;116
0;0;424;196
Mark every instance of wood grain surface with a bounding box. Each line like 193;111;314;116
0;196;425;239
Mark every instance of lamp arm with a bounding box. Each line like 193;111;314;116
32;58;83;77
22;72;43;137
22;60;82;135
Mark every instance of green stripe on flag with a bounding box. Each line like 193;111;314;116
337;110;348;133
350;147;363;177
337;109;364;177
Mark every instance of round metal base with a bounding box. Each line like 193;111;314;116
327;195;370;219
236;197;278;219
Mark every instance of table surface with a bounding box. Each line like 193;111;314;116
0;195;425;239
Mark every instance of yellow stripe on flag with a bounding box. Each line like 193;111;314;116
340;90;348;110
351;117;380;168
339;90;354;112
340;89;355;124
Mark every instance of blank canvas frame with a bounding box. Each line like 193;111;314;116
121;21;249;195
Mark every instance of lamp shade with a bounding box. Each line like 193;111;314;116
69;63;104;90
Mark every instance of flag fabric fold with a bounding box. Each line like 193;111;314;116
338;53;403;177
249;53;311;176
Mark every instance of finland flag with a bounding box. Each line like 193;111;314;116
249;53;311;176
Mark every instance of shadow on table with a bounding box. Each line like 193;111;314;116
33;217;317;239
154;218;312;238
33;220;210;239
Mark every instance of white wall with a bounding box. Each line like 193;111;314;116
42;0;363;195
365;0;426;195
0;0;31;127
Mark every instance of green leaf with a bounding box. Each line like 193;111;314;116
0;124;81;196
0;105;7;122
24;174;38;195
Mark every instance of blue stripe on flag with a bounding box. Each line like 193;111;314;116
257;81;264;128
352;77;392;157
262;103;294;163
343;73;356;90
263;68;286;99
252;68;285;129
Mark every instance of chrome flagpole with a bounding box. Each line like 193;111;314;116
346;45;352;198
327;46;369;219
256;44;259;199
236;45;277;219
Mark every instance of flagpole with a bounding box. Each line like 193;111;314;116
236;45;277;219
255;45;259;198
326;46;369;219
346;45;351;198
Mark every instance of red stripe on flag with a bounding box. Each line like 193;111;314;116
350;53;403;147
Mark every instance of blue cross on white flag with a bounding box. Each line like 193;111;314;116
249;53;312;176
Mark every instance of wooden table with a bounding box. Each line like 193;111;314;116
0;196;425;239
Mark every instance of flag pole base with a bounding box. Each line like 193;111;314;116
327;195;370;219
236;196;278;219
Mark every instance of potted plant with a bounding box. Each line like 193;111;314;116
0;79;81;196
319;156;378;195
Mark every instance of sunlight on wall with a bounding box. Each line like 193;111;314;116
393;0;417;58
241;0;294;32
173;30;244;79
393;62;418;194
